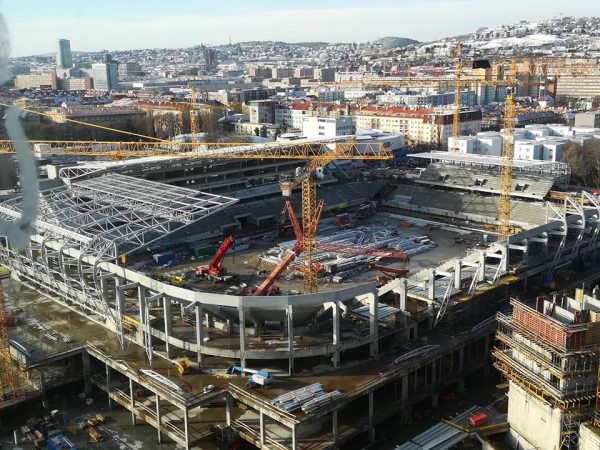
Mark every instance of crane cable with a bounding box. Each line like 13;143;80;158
0;102;168;143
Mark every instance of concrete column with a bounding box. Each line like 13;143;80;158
105;363;112;408
226;394;233;426
129;378;136;425
454;259;463;289
183;407;190;450
260;410;265;445
115;277;124;333
332;409;338;444
287;305;294;375
458;378;466;392
291;424;297;450
239;305;246;367
401;375;408;403
137;286;146;346
399;278;408;310
431;360;437;386
431;392;439;408
459;347;465;371
163;296;172;358
156;394;162;444
332;302;340;368
82;351;92;395
205;312;215;329
196;304;204;365
428;269;436;300
478;253;487;282
368;390;375;443
369;293;379;357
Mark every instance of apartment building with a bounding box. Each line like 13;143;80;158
354;107;482;149
14;72;58;90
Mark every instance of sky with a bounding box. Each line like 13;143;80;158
3;0;600;57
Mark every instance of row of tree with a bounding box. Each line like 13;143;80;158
563;141;600;187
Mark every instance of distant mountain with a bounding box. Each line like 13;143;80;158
375;37;420;49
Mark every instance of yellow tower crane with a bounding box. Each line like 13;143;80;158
190;86;200;145
451;43;463;152
498;56;518;241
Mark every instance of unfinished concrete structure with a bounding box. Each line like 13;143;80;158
494;295;600;449
4;147;600;447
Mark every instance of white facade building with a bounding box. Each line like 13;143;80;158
301;116;355;139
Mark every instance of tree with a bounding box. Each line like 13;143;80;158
563;140;600;187
260;125;268;138
254;127;260;136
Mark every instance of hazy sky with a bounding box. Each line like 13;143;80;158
4;0;600;57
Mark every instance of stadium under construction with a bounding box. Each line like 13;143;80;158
2;139;600;449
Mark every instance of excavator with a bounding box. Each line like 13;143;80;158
253;200;324;296
195;235;235;280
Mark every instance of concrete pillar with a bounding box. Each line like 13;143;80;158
115;277;124;334
239;305;246;367
454;259;463;289
129;378;136;425
401;375;408;402
332;409;338;443
458;378;466;392
431;392;439;408
183;407;190;450
291;424;297;450
428;269;436;300
156;394;162;444
459;347;465;371
163;296;172;358
368;390;375;443
205;312;215;329
105;363;112;408
399;278;408;310
82;351;92;395
287;305;294;375
137;286;146;346
478;253;487;282
332;302;341;368
260;410;265;446
196;304;204;365
369;292;379;357
226;393;233;426
431;360;437;386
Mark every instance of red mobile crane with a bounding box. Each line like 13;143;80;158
254;200;325;296
195;235;235;279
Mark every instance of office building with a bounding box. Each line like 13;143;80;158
14;72;57;90
56;39;73;69
92;57;119;91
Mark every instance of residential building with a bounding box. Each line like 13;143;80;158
248;66;273;80
555;73;600;104
248;100;277;124
14;72;57;90
272;67;295;79
57;77;93;91
315;88;345;102
574;111;600;128
301;116;355;138
56;38;73;69
234;122;279;137
294;67;314;78
315;67;337;82
354;107;482;149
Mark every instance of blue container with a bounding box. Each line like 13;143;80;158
153;251;175;266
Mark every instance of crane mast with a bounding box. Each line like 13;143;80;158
0;283;21;401
190;86;199;144
451;43;463;152
498;56;517;241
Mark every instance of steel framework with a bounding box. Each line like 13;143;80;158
0;174;237;345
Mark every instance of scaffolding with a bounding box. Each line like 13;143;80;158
494;297;600;449
0;283;21;402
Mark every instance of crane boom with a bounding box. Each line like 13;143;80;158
195;235;235;278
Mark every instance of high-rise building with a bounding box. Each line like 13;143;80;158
56;39;73;69
92;56;119;91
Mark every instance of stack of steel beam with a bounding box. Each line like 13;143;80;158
271;383;342;413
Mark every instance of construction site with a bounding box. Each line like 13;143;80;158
1;55;600;450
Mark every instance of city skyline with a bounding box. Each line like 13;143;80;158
4;0;600;57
